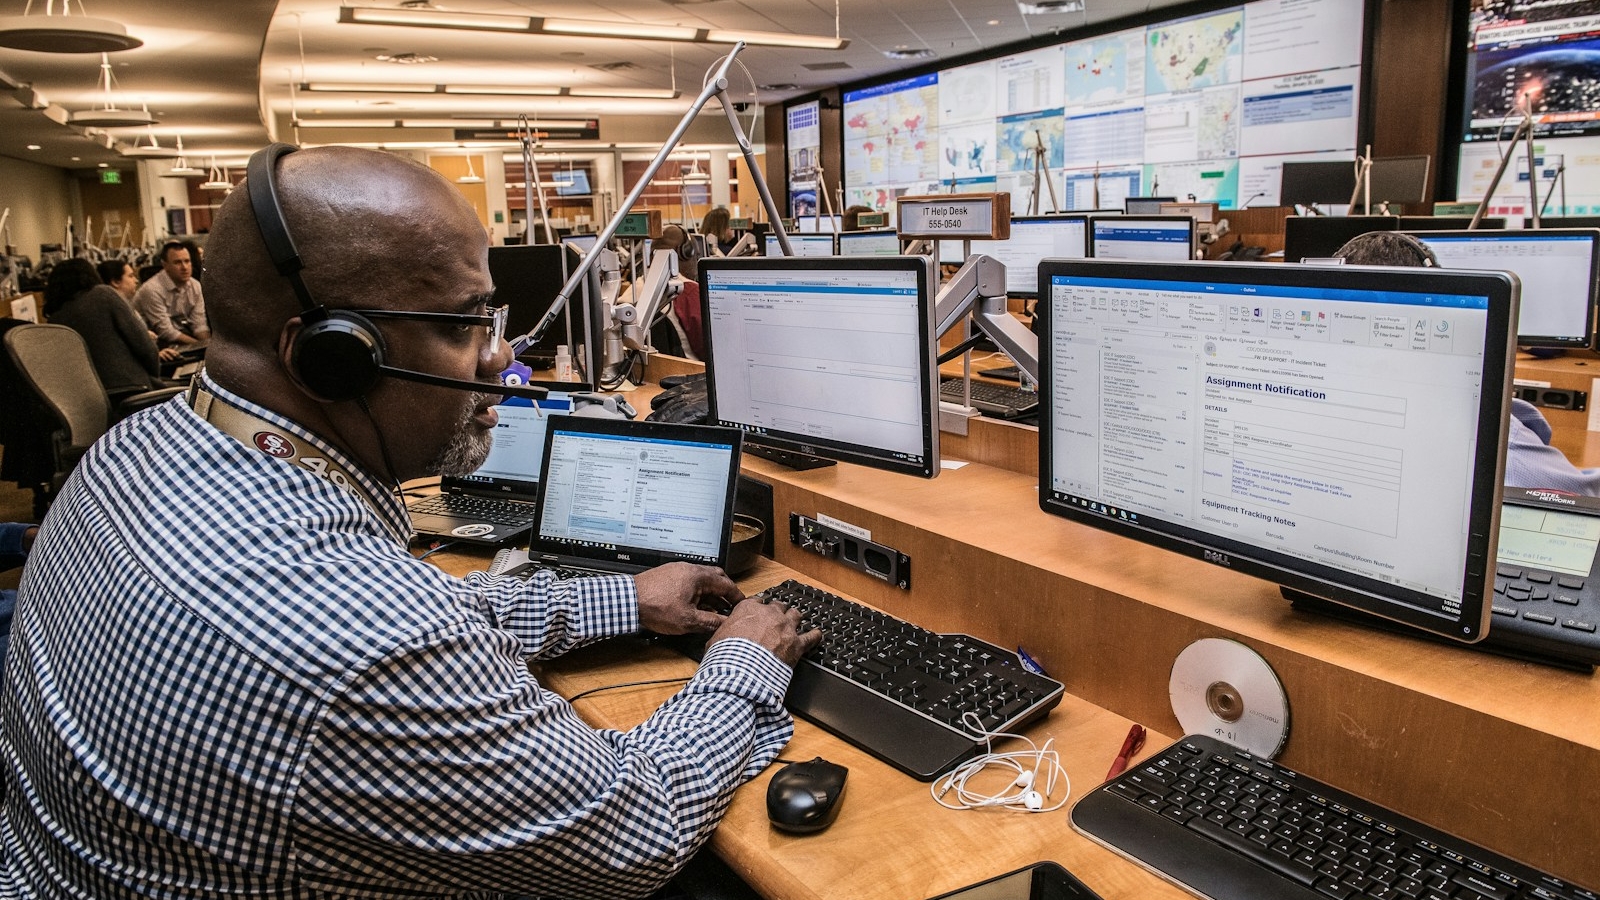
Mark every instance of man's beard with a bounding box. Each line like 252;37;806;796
425;391;494;477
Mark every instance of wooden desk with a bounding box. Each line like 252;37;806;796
423;548;1189;900
737;454;1600;889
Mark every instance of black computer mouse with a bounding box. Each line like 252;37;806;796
766;757;848;834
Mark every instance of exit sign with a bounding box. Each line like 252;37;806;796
100;169;121;184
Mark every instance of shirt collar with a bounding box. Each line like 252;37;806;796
192;371;412;541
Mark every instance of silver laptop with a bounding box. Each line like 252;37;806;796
407;387;581;545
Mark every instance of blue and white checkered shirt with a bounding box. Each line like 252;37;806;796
1;376;795;899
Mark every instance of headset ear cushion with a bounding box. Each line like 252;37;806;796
291;310;385;403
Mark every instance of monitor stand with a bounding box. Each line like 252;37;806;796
743;442;836;471
1282;587;1596;672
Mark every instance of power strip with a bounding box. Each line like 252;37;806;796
789;513;911;589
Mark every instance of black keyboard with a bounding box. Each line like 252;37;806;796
758;579;1064;781
1073;734;1597;900
939;378;1038;419
408;493;536;526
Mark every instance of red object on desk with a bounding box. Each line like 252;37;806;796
1105;724;1147;780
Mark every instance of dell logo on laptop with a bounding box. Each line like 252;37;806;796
1203;549;1231;567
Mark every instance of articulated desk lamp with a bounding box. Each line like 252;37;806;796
507;42;792;388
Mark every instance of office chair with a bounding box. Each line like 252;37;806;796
3;324;185;515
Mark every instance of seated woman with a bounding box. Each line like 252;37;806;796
1334;230;1600;495
43;258;168;402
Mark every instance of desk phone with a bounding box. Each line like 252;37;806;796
1290;487;1600;670
1487;487;1600;669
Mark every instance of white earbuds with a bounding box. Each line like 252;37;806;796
930;714;1071;814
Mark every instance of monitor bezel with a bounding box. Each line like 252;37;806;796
1403;227;1600;350
1036;258;1518;643
700;254;942;479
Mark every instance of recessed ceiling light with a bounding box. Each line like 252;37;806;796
1017;0;1084;13
988;19;1002;25
375;52;437;64
25;144;40;150
758;83;800;91
97;162;108;167
884;48;935;60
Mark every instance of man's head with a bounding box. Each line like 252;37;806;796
204;145;507;482
159;241;194;286
97;259;138;299
1333;231;1437;268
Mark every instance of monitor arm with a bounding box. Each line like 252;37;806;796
725;231;759;257
934;254;1039;384
615;248;682;354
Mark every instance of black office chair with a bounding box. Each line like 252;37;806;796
3;324;185;515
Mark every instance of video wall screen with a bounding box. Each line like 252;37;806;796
836;0;1367;215
787;100;823;218
1457;0;1600;218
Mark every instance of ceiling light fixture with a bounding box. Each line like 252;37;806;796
568;86;679;99
0;0;142;53
883;47;936;60
442;84;561;96
68;52;156;127
339;5;847;50
201;160;233;191
121;125;178;158
456;155;484;184
1016;0;1084;12
302;82;677;101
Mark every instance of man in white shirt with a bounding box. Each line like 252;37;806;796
133;240;210;347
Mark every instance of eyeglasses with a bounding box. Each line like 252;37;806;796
349;305;508;349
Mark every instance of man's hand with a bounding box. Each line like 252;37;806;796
707;597;823;668
634;562;743;635
158;346;182;362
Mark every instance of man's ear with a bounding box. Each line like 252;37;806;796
278;316;311;395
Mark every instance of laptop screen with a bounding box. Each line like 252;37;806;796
532;417;743;568
449;392;577;496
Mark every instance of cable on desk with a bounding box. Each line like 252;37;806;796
566;677;690;705
930;713;1071;814
415;540;459;560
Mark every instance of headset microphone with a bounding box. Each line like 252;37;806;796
377;363;549;402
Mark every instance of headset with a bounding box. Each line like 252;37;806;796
246;142;549;404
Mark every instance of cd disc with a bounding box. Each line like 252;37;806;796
1169;637;1290;758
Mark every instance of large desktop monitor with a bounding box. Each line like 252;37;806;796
796;214;842;234
1283;215;1398;262
486;244;570;364
989;216;1091;296
1406;228;1600;349
1037;259;1518;642
765;233;836;257
935;215;1090;292
1365;155;1430;207
1279;160;1358;207
700;255;940;478
837;230;902;257
1088;216;1195;261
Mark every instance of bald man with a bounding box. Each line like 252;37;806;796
1;145;818;899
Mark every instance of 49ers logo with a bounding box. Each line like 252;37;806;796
253;431;295;459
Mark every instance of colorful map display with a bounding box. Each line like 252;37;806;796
831;0;1365;212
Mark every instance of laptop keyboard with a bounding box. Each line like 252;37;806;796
409;493;536;526
758;579;1064;781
